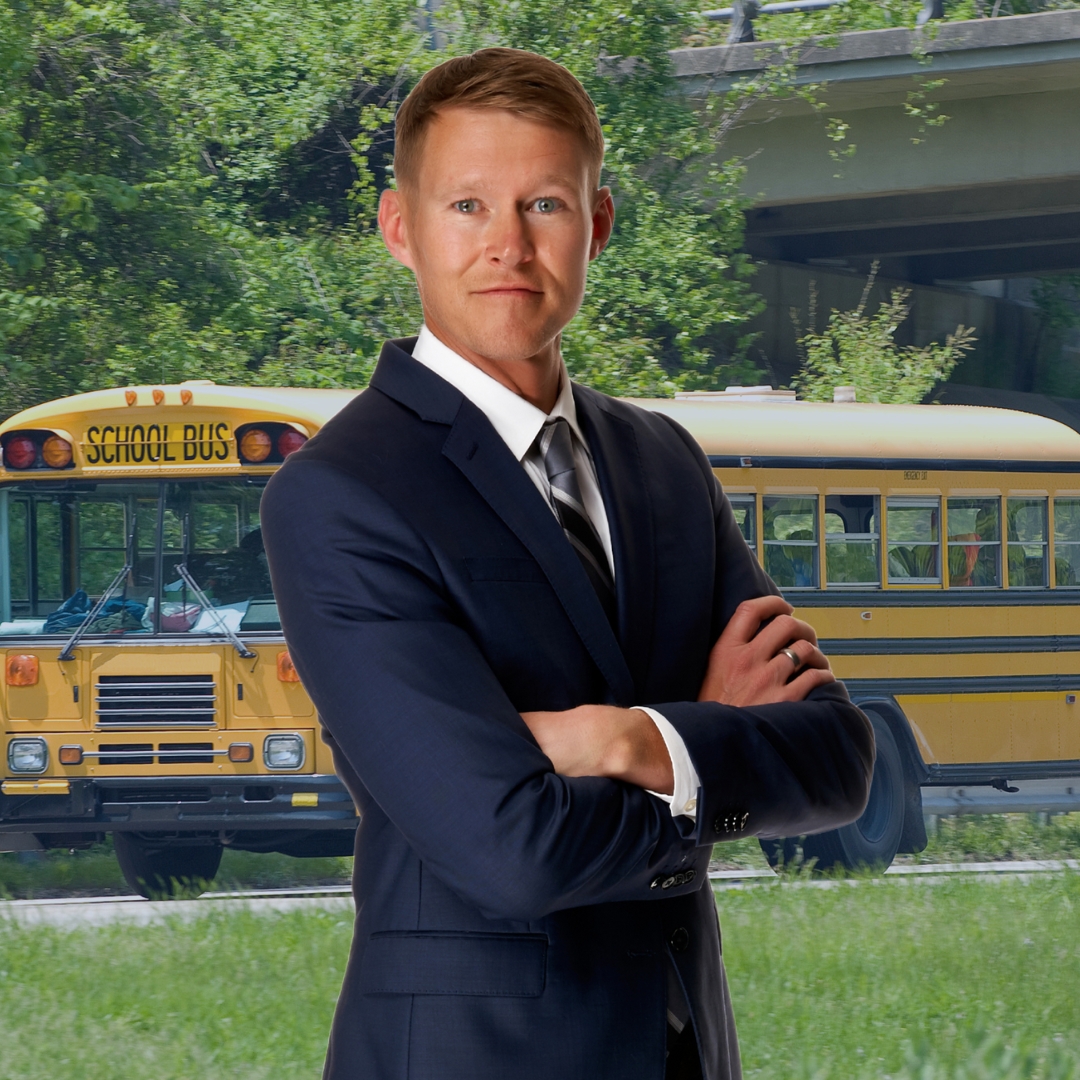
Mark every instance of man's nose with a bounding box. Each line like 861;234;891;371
485;209;533;268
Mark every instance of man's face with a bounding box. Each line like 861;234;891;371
379;107;613;370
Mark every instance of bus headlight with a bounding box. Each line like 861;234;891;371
263;734;305;770
8;738;48;774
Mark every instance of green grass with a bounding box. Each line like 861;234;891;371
0;874;1076;1079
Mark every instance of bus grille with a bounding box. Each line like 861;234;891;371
95;675;217;728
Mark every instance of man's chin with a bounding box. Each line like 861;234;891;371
455;327;560;366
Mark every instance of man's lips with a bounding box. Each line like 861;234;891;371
474;286;543;296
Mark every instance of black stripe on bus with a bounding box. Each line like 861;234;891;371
924;760;1080;784
709;455;1080;473
844;674;1079;696
822;635;1080;656
787;589;1080;607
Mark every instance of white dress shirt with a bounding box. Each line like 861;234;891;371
411;325;701;819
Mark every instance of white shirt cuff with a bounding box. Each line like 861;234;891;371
635;706;701;820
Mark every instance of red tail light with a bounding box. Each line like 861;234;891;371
3;436;37;470
278;430;308;457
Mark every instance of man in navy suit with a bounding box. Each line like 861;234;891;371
261;48;873;1080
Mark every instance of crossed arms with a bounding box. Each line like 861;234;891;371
262;456;874;922
522;593;838;796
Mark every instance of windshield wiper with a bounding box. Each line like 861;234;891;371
58;522;137;662
172;561;256;659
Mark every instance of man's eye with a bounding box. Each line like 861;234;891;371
533;198;560;214
453;199;480;213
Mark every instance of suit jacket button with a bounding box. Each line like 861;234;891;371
684;869;696;883
651;874;676;890
669;927;690;954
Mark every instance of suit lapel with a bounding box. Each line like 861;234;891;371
442;405;635;705
573;388;657;700
370;341;635;704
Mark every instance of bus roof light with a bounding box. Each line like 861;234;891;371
278;430;308;457
42;435;73;469
181;389;193;405
153;389;165;405
3;435;37;470
6;654;39;686
125;390;137;406
240;428;272;463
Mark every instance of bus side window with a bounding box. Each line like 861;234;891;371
825;495;880;587
947;497;1001;588
728;494;756;550
1007;498;1048;588
886;498;940;585
763;496;818;589
1053;498;1080;586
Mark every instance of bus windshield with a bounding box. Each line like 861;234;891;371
0;477;277;637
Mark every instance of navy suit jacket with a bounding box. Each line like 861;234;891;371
261;339;874;1080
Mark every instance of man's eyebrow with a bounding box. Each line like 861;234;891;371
436;173;583;193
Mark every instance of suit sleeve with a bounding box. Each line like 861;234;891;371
649;416;876;846
261;459;702;922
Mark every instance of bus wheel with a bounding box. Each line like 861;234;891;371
113;833;223;899
760;709;906;874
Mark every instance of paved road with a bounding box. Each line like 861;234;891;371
1;861;1075;929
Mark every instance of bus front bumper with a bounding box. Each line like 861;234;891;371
0;773;358;839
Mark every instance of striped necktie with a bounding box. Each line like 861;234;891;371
537;418;617;623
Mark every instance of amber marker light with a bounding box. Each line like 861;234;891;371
42;435;73;468
125;390;137;406
153;388;165;405
3;435;37;470
240;428;272;463
180;389;193;405
6;654;39;686
228;742;255;763
277;651;301;683
59;745;84;766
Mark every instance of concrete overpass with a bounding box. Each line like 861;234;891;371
673;10;1080;284
670;11;1080;391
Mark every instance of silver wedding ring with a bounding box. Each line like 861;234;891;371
781;647;801;669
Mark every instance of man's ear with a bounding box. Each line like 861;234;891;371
589;187;615;261
378;188;416;272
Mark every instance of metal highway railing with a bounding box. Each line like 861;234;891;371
700;0;944;42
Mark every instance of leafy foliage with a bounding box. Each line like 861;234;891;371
0;0;429;419
0;0;776;418
793;264;976;403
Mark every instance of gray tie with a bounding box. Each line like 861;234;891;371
537;419;616;620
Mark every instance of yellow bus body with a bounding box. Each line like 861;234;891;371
3;382;1079;858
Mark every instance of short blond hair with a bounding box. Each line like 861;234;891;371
394;48;605;191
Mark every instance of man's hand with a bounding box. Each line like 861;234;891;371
520;706;674;795
698;594;835;707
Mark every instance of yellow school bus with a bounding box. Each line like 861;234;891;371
0;382;362;894
4;382;1079;882
647;387;1080;869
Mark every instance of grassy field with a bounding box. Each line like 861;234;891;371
0;873;1077;1079
4;813;1080;899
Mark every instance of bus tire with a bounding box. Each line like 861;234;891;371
113;833;223;899
760;708;906;873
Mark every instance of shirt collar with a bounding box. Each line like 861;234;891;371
411;324;584;461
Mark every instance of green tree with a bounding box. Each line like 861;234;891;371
793;264;976;403
0;0;424;417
